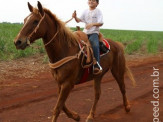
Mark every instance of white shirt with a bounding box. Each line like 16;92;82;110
80;8;103;35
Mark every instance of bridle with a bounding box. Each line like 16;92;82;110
27;12;59;47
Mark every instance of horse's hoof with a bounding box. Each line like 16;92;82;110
74;115;80;121
125;104;131;113
51;116;55;122
86;117;94;122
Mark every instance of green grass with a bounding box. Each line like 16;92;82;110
0;23;45;60
100;29;163;54
0;23;163;61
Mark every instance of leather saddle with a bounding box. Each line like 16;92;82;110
74;26;110;54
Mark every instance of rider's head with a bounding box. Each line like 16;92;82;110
96;0;99;3
88;0;99;8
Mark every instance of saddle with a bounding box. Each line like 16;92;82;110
75;26;110;54
73;27;110;69
74;30;94;68
99;33;110;53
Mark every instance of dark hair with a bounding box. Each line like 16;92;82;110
96;0;99;3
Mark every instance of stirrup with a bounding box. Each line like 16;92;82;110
93;62;103;75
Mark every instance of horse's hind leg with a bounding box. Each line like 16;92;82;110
51;82;73;122
86;77;102;122
111;68;131;112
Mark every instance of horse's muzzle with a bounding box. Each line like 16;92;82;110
15;40;22;47
14;38;29;50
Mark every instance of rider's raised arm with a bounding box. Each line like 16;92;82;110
72;10;81;23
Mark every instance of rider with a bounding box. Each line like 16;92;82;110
72;0;103;75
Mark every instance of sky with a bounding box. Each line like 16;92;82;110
0;0;163;31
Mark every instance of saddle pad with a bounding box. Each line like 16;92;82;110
103;39;110;50
76;68;91;84
100;39;110;56
78;39;110;56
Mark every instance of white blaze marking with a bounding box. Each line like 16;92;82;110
17;14;32;38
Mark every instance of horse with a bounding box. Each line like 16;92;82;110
14;1;136;122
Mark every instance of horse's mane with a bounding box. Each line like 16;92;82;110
33;7;78;47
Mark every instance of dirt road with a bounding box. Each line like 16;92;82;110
0;55;163;122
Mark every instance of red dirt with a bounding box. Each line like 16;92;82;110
0;54;163;122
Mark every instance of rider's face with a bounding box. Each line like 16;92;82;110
88;0;98;9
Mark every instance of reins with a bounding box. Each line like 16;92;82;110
49;41;94;69
49;47;84;69
44;31;59;47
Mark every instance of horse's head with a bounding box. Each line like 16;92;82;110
14;1;46;50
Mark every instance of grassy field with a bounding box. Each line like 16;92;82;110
0;23;163;61
0;23;44;60
100;29;163;54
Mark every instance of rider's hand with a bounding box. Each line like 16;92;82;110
72;10;77;18
86;23;93;29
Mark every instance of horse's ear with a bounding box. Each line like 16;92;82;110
28;2;33;12
37;1;44;16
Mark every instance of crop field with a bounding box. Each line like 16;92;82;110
0;23;163;60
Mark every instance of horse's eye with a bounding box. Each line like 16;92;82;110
33;20;39;25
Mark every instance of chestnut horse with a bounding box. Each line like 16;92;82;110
14;2;135;122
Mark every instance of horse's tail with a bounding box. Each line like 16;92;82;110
116;41;136;87
125;66;136;87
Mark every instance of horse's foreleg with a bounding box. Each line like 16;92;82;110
63;104;80;121
51;82;72;122
86;77;101;122
55;84;80;121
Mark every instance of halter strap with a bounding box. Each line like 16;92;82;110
28;13;58;47
28;13;46;40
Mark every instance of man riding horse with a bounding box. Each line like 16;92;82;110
14;1;136;122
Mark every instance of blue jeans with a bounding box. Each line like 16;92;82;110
88;33;100;64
